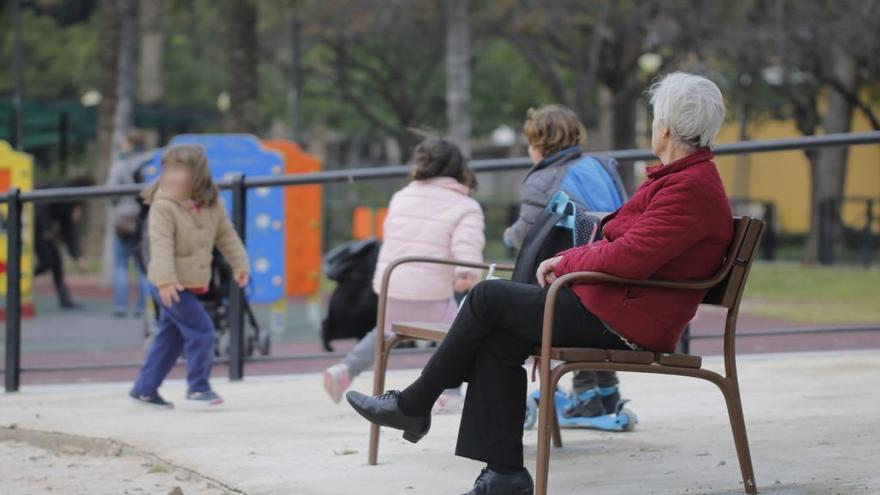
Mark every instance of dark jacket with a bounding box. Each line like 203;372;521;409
555;148;733;352
35;202;82;258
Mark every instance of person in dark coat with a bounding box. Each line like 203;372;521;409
34;177;93;309
344;72;732;494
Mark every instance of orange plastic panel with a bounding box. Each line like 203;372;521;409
375;207;388;239
262;140;322;297
0;170;10;192
352;206;374;240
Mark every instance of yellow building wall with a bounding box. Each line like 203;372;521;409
714;110;880;234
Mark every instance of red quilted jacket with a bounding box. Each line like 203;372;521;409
554;148;732;352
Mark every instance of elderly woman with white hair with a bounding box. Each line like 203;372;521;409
345;72;733;495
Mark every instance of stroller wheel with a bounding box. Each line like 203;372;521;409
259;333;271;356
217;333;231;358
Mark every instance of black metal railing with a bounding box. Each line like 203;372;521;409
3;130;880;392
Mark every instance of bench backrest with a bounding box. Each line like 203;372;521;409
702;217;766;308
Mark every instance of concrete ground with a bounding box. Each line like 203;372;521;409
2;350;879;495
0;436;231;495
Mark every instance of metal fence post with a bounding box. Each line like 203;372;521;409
4;188;23;392
861;199;874;266
228;174;247;381
763;202;777;261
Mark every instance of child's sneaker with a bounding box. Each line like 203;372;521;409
432;388;465;415
185;390;224;407
129;389;174;409
599;385;622;414
563;388;606;418
323;364;351;404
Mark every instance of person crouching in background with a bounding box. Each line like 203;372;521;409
130;145;249;409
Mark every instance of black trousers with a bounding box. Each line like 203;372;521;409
34;239;72;305
399;279;628;468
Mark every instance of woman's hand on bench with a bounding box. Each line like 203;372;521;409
536;256;563;288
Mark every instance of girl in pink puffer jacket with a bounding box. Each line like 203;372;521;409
323;139;486;405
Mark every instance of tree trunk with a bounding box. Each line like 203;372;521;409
445;0;471;156
226;0;259;134
803;45;857;264
100;0;137;278
597;82;639;193
139;0;164;105
732;95;751;198
96;0;120;179
288;14;302;141
112;0;138;157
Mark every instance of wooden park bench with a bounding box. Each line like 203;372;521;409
367;216;765;495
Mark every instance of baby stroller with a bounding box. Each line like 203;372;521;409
190;250;269;358
133;192;268;358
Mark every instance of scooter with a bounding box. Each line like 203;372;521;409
524;388;638;432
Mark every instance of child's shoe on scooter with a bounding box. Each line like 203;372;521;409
599;385;622;413
563;387;605;418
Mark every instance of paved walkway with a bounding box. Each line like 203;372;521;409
2;350;879;494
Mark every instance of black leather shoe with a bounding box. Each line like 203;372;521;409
464;468;534;495
345;390;431;443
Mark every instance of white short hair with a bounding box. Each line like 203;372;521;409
649;72;725;149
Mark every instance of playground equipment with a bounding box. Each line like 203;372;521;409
262;139;322;297
0;140;34;318
352;206;388;240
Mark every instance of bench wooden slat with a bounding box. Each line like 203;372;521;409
546;348;609;362
656;352;702;369
391;321;450;342
607;349;656;364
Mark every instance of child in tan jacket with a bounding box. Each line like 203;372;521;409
130;145;249;408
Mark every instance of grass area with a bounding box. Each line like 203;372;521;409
743;261;880;324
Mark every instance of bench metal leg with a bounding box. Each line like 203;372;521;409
535;365;566;495
368;335;405;466
721;379;758;494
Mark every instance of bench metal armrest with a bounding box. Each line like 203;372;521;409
537;269;727;376
552;270;721;291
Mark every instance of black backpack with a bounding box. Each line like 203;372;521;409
511;192;602;285
321;238;381;351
